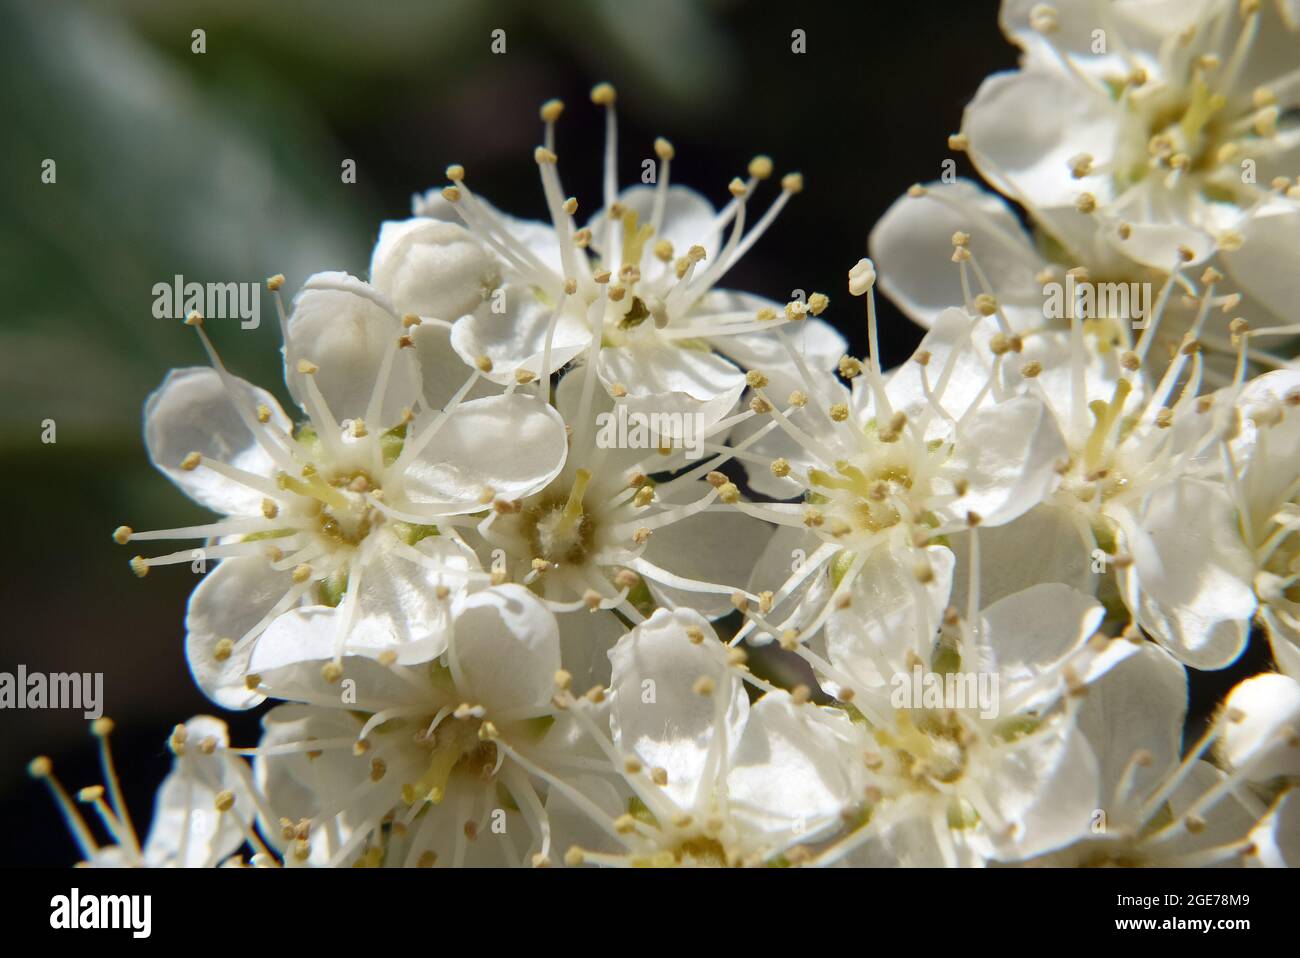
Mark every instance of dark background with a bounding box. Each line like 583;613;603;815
0;0;1270;866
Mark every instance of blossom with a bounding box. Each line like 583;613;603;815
723;260;1068;647
871;232;1260;668
1228;369;1300;676
247;585;596;867
774;526;1133;865
465;364;775;687
561;609;865;867
49;11;1300;872
1015;643;1267;867
116;272;568;707
378;83;845;429
869;179;1285;387
31;717;265;868
962;0;1300;318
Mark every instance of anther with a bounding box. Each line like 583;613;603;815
848;258;876;296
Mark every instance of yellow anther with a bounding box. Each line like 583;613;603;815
540;99;564;123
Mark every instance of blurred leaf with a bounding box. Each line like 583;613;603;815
0;2;370;450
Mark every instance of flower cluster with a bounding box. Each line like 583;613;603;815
33;2;1300;867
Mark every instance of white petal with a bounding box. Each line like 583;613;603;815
1125;478;1256;669
185;556;298;709
249;606;432;709
408;319;497;409
450;285;591;385
826;544;954;689
980;718;1100;861
283;271;419;425
979;582;1103;709
946;503;1097;612
838;809;970;867
640;507;775;619
398;393;568;512
1099;179;1215;270
869;180;1045;330
1250;789;1300;868
1221;199;1300;322
345;533;476;664
411;191;566;277
145;367;290;516
726;694;863;848
597;336;745;432
451;584;560;715
883;309;997;427
962;67;1121;213
945;396;1067;527
588;185;720;264
143;717;250;867
1222;673;1300;781
554;608;627;693
369;218;500;322
253;704;371;844
608;609;748;811
1074;642;1187;830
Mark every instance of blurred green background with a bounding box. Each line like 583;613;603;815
6;0;1263;865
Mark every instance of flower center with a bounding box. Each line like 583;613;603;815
877;710;970;790
403;716;497;807
279;467;382;549
808;429;935;542
522;469;597;567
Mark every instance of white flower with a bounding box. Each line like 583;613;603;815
464;365;776;688
869;179;1265;386
1019;643;1266;867
248;585;591;867
561;608;864;867
963;0;1300;308
796;534;1132;866
381;83;845;429
1249;788;1300;866
1219;672;1300;783
31;717;265;868
118;272;568;707
725;264;1067;646
872;231;1263;669
1228;369;1300;676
